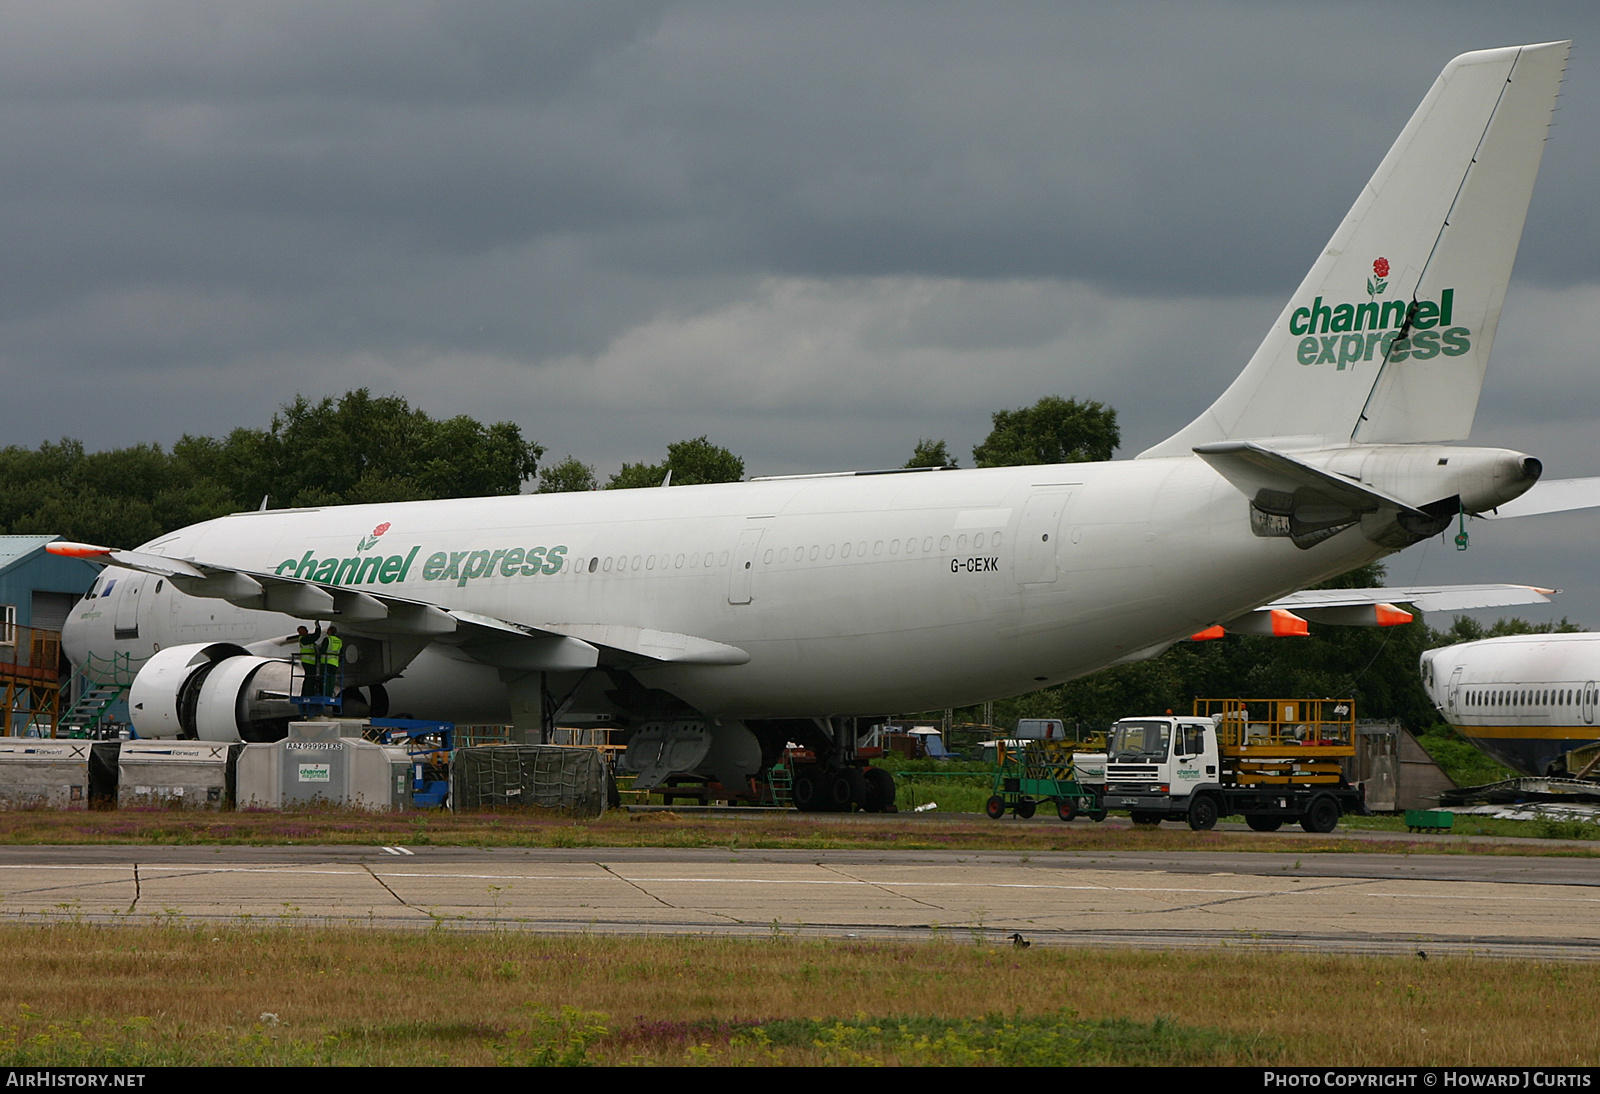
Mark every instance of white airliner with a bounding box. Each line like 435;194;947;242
1421;633;1600;778
52;42;1582;809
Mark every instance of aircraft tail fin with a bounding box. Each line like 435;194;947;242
1141;41;1569;458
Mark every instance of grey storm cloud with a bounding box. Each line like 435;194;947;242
2;1;1600;627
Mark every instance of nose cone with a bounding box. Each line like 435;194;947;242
1418;648;1439;696
61;596;90;667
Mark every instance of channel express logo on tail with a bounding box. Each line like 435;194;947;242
274;520;570;589
1291;257;1469;370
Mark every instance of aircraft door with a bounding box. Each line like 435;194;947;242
113;577;142;641
728;528;765;605
1446;667;1463;717
1014;490;1071;586
1584;681;1596;727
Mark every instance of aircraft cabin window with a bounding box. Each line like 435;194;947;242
825;544;835;559
873;541;884;556
856;542;866;557
841;543;852;559
905;538;916;554
778;548;788;563
993;532;1002;546
632;556;642;569
588;557;597;573
890;540;899;555
940;535;950;550
718;551;730;566
675;554;684;569
763;550;773;565
974;533;985;548
922;536;933;552
957;535;968;550
809;545;818;561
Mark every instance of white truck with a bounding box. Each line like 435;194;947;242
1097;700;1368;832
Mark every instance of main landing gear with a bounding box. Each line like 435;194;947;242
791;764;897;813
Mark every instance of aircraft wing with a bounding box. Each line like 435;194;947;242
47;542;749;669
1480;477;1600;519
1198;583;1559;638
1268;584;1558;614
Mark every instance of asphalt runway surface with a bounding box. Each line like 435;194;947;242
0;841;1594;960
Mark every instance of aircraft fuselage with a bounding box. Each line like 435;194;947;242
65;453;1439;723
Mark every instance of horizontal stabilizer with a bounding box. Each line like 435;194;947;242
1196;441;1425;519
1481;477;1600;519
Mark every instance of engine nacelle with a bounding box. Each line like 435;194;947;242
128;643;299;742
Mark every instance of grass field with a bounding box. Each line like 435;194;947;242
0;806;1590;854
0;926;1590;1066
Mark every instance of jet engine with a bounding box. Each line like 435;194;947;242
127;643;300;742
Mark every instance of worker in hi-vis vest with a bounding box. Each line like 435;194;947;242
295;624;323;697
320;625;344;698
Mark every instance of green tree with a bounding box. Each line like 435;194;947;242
607;436;744;490
905;439;958;469
192;389;543;508
972;396;1119;467
537;456;597;493
0;390;544;547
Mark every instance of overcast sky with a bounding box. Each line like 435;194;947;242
5;1;1599;627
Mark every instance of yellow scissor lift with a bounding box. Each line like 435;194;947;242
1193;698;1356;787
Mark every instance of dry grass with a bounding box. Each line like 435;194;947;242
0;925;1592;1066
0;807;1590;857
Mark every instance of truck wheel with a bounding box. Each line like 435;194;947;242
1245;815;1283;832
1056;797;1079;822
1015;798;1037;819
1130;812;1162;826
1186;795;1219;832
985;795;1006;820
1089;809;1108;823
1300;795;1341;834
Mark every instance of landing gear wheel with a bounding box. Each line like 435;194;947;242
1130;812;1163;826
1245;815;1283;832
1014;798;1037;820
1300;795;1341;834
985;795;1006;820
827;770;858;812
861;767;897;813
1056;797;1079;822
792;765;825;812
1187;795;1219;832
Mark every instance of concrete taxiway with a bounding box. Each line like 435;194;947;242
0;845;1592;959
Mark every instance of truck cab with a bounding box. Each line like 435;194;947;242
1100;702;1365;832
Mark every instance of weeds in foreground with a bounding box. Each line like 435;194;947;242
0;926;1589;1066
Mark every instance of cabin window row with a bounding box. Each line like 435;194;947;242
569;532;1004;577
1464;687;1597;708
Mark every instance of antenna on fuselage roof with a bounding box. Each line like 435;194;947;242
659;470;672;487
258;496;269;511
